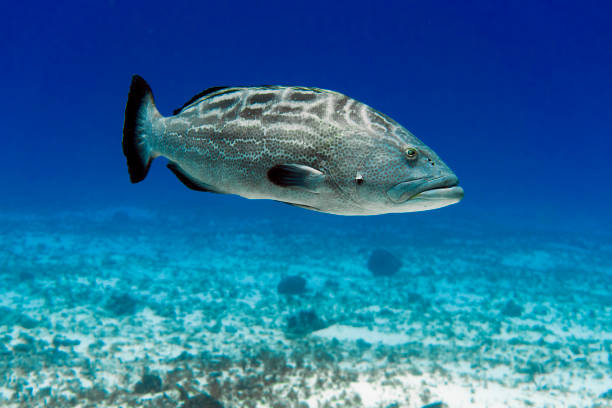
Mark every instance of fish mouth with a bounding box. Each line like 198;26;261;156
387;175;463;203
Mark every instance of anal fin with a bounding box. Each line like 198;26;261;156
275;200;323;212
286;202;323;212
167;162;223;194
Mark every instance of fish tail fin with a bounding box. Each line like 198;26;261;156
122;75;162;183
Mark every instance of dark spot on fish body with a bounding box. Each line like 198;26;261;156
247;92;276;104
220;101;244;121
239;107;264;120
206;97;240;112
334;95;349;113
289;91;318;102
331;95;350;125
349;104;362;124
307;103;326;120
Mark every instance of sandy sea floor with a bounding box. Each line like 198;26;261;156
0;206;610;408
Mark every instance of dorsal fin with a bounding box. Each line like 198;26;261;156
172;85;304;115
172;86;230;115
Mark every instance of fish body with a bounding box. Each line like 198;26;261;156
123;76;463;215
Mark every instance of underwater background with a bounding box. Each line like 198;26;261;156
1;1;611;407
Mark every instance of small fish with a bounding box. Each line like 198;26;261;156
122;75;463;215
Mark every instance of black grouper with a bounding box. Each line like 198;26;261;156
122;75;463;215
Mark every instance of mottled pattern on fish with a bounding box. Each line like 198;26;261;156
123;76;463;215
155;88;411;204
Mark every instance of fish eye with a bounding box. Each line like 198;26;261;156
405;147;418;161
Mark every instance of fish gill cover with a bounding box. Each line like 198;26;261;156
0;1;611;407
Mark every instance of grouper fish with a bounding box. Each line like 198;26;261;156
122;76;463;215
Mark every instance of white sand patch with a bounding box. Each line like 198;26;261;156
76;276;90;286
304;378;408;407
313;324;411;346
71;332;95;355
183;310;205;329
547;321;612;341
0;291;21;307
98;371;126;390
138;307;165;327
95;277;119;289
237;293;261;309
0;387;14;401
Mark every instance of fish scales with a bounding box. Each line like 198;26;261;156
160;88;370;192
122;76;463;215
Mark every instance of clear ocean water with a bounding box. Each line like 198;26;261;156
1;1;611;407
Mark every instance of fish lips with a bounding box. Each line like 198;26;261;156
387;175;463;204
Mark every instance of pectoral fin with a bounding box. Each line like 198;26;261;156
167;162;224;194
267;164;325;192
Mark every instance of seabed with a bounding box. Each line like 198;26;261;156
0;207;610;407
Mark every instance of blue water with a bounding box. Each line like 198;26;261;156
1;1;611;407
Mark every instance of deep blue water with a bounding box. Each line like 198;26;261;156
2;0;611;228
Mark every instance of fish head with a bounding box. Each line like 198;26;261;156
351;129;463;214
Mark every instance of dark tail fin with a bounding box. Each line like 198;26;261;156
122;75;162;183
